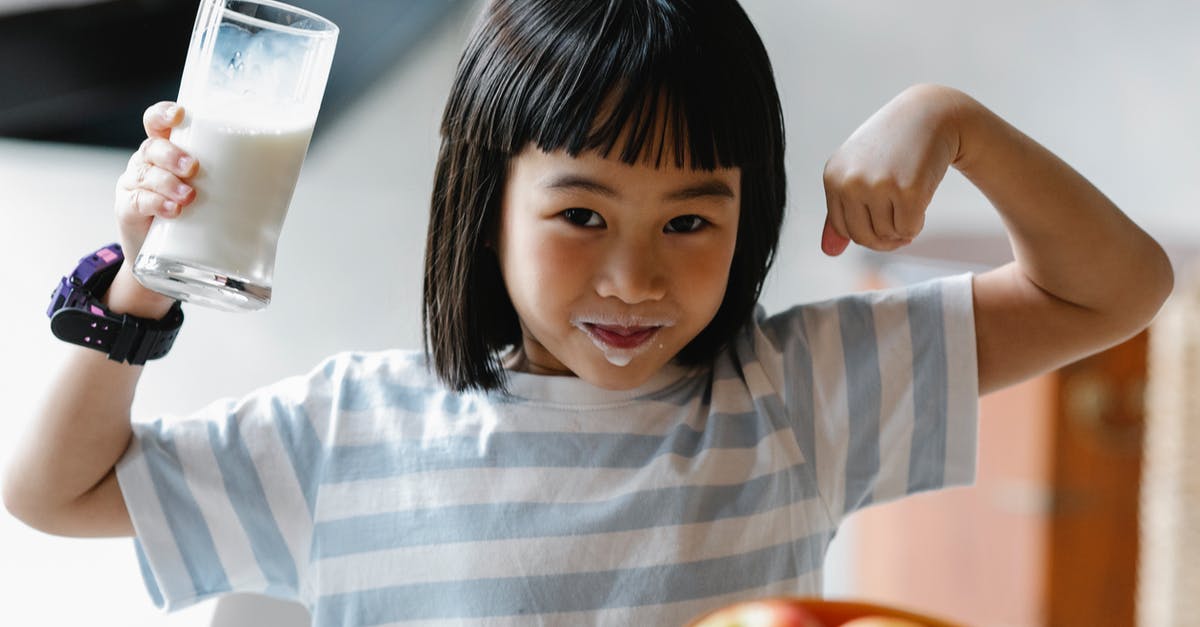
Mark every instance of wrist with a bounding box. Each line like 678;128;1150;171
927;84;986;173
102;264;176;319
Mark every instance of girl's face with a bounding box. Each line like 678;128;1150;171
496;145;741;390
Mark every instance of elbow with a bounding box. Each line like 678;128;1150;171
1138;242;1175;328
1112;241;1175;338
3;466;60;535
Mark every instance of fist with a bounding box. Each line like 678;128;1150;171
820;84;965;256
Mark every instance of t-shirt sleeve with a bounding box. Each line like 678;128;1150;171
115;355;339;611
756;273;979;524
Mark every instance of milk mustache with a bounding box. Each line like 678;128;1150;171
138;112;314;288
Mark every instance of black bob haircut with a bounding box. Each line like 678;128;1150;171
423;0;786;392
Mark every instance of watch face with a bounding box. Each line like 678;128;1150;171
76;244;124;286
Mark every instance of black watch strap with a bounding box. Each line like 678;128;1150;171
50;302;184;365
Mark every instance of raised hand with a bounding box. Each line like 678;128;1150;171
820;84;963;256
106;101;199;316
114;101;198;262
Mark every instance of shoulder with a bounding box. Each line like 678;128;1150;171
747;273;974;348
310;349;444;397
716;273;975;388
314;349;435;382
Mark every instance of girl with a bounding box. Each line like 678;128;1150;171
5;0;1172;625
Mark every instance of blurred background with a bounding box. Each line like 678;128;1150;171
1;0;1198;625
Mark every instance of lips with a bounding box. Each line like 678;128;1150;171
584;323;660;349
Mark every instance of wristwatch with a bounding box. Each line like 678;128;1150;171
47;243;184;365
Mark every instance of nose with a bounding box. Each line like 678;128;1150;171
594;236;668;304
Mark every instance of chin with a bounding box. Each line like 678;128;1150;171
577;358;660;390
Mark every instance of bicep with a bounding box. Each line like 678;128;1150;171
972;263;1138;395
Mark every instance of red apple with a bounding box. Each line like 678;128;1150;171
691;598;827;627
840;612;921;619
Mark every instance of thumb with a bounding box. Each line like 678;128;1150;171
821;216;850;256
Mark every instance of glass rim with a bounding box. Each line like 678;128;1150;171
221;0;339;37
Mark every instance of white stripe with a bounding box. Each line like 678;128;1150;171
369;575;824;627
942;273;979;484
313;497;833;595
329;395;704;447
316;428;805;520
803;301;850;521
711;375;756;413
172;417;267;592
871;293;915;502
741;360;777;404
114;434;198;609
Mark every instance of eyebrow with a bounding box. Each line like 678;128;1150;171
541;174;736;202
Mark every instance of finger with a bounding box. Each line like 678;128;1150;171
843;201;880;247
847;202;907;252
136;136;197;179
142;101;184;140
139;165;195;205
125;187;181;219
825;182;854;239
821;215;850;257
893;199;926;240
866;197;900;241
117;148;193;214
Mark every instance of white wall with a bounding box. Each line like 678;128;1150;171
2;0;1196;624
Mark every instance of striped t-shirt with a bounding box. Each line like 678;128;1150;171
116;273;979;626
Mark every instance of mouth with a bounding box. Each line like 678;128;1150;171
570;313;677;365
582;323;662;350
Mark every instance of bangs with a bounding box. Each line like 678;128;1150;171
443;0;777;170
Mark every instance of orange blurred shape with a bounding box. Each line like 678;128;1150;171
689;597;966;627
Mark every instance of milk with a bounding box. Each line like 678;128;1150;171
139;112;314;286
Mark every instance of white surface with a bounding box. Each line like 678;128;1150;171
2;0;1197;624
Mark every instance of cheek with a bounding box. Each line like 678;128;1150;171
675;237;737;304
501;229;589;305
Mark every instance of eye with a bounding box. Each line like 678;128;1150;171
664;215;709;234
561;208;605;228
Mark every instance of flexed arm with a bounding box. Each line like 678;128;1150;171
821;83;1173;395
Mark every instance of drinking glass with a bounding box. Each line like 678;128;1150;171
133;0;338;312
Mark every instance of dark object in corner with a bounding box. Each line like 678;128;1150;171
0;0;468;148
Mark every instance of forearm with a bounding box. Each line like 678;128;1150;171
3;268;169;531
947;87;1173;323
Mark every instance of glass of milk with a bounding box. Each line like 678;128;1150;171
133;0;338;312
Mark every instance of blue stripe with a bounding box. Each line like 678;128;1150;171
207;418;300;593
838;297;882;513
139;423;232;598
271;399;323;517
762;311;822;495
313;532;830;624
325;412;781;483
761;310;816;462
313;464;818;559
907;281;949;491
